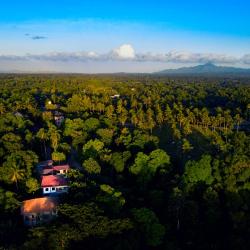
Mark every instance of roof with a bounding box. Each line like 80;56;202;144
41;175;68;187
53;110;64;116
53;164;70;171
37;160;53;167
14;111;23;117
21;197;57;214
42;168;54;175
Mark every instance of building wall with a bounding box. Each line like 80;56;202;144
43;186;68;194
58;169;68;175
54;116;64;126
23;211;57;226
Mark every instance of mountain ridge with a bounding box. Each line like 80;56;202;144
154;63;250;75
1;63;250;76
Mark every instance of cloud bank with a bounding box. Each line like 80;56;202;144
0;44;249;65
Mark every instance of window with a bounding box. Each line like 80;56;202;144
45;188;49;191
51;187;55;191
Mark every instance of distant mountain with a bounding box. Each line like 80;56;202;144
2;63;250;76
154;63;250;76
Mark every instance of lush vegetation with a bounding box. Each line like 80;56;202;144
0;74;249;249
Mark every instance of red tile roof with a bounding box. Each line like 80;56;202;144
53;164;70;171
21;197;57;214
41;175;68;187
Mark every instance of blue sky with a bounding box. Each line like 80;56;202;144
0;0;249;73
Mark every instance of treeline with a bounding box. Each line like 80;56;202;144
0;75;249;249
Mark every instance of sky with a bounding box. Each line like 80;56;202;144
0;0;250;73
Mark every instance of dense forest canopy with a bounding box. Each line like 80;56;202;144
0;74;249;250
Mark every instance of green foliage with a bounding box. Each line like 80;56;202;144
82;139;104;159
45;100;57;110
182;138;193;153
110;151;131;173
84;118;100;132
48;125;61;151
132;207;165;247
59;203;133;235
96;128;114;146
25;178;40;193
130;149;170;186
0;188;20;212
52;151;66;162
63;118;85;138
42;111;53;121
2;162;25;188
0;75;250;249
224;161;250;191
58;142;71;154
83;157;101;174
98;184;126;212
0;150;38;188
182;155;214;188
128;130;159;151
1;133;23;152
26;203;133;249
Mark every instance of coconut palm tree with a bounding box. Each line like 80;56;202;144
9;163;25;190
36;128;48;158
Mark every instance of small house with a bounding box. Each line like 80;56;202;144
38;162;70;176
53;164;70;175
54;111;64;126
41;175;69;195
42;168;55;176
110;94;120;99
21;197;58;226
37;160;54;175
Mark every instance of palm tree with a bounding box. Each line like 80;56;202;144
146;108;156;133
10;163;25;190
234;114;243;133
131;98;138;110
36;128;48;158
156;105;164;127
130;111;139;126
0;103;5;115
105;105;114;120
119;108;128;126
48;125;61;151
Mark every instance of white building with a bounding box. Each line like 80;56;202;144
41;175;69;195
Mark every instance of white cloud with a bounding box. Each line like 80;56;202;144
0;44;249;65
111;44;135;59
